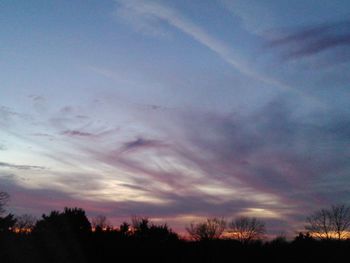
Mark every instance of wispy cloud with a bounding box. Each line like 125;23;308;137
3;95;348;235
0;106;30;123
0;162;46;170
121;137;166;152
114;0;304;96
124;96;350;224
62;130;94;137
268;20;350;61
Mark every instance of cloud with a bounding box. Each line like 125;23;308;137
75;115;89;119
0;106;28;122
184;102;350;206
123;96;350;227
28;95;45;102
66;99;327;235
31;133;52;137
62;130;94;137
0;177;113;216
2;93;348;236
0;106;33;131
267;20;350;61
27;95;47;113
0;162;46;170
0;172;264;232
113;0;302;96
121;137;166;152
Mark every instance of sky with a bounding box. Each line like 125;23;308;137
1;0;350;236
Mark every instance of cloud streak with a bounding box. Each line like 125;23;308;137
0;162;46;170
62;130;94;137
125;96;350;225
268;20;350;60
121;137;166;152
2;95;349;235
114;0;304;96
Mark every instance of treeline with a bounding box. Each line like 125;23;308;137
1;192;350;263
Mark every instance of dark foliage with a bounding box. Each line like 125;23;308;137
0;214;16;233
0;191;9;215
186;217;226;241
306;204;350;240
1;207;350;262
33;207;91;235
2;231;350;263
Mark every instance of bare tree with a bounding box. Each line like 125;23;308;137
229;217;266;243
0;191;9;215
186;217;226;241
306;204;350;240
91;215;112;231
306;208;332;240
331;204;350;240
119;221;130;235
15;214;36;233
131;216;150;237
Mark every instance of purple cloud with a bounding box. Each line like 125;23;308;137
121;137;166;152
0;162;46;170
62;130;94;137
2;95;349;237
267;20;350;61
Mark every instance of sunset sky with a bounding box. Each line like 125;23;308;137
1;0;350;236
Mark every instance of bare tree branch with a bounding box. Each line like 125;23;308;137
15;214;36;233
91;215;113;231
186;217;226;241
305;204;350;240
0;192;9;215
229;217;266;243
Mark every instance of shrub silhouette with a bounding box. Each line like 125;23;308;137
14;214;36;233
119;221;130;236
91;215;112;232
1;197;350;263
0;191;9;216
34;207;91;236
0;213;16;233
186;217;226;241
130;216;178;242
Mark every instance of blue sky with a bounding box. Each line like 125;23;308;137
1;0;350;236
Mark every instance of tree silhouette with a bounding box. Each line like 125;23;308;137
330;204;350;240
0;192;14;233
148;223;178;242
306;204;350;240
228;217;265;243
91;215;112;232
2;205;350;263
294;232;314;242
186;217;226;241
131;216;150;238
0;191;9;216
119;221;130;236
0;213;16;233
306;208;332;240
33;207;91;236
15;214;36;233
129;216;178;241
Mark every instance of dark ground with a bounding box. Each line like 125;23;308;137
1;231;350;263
